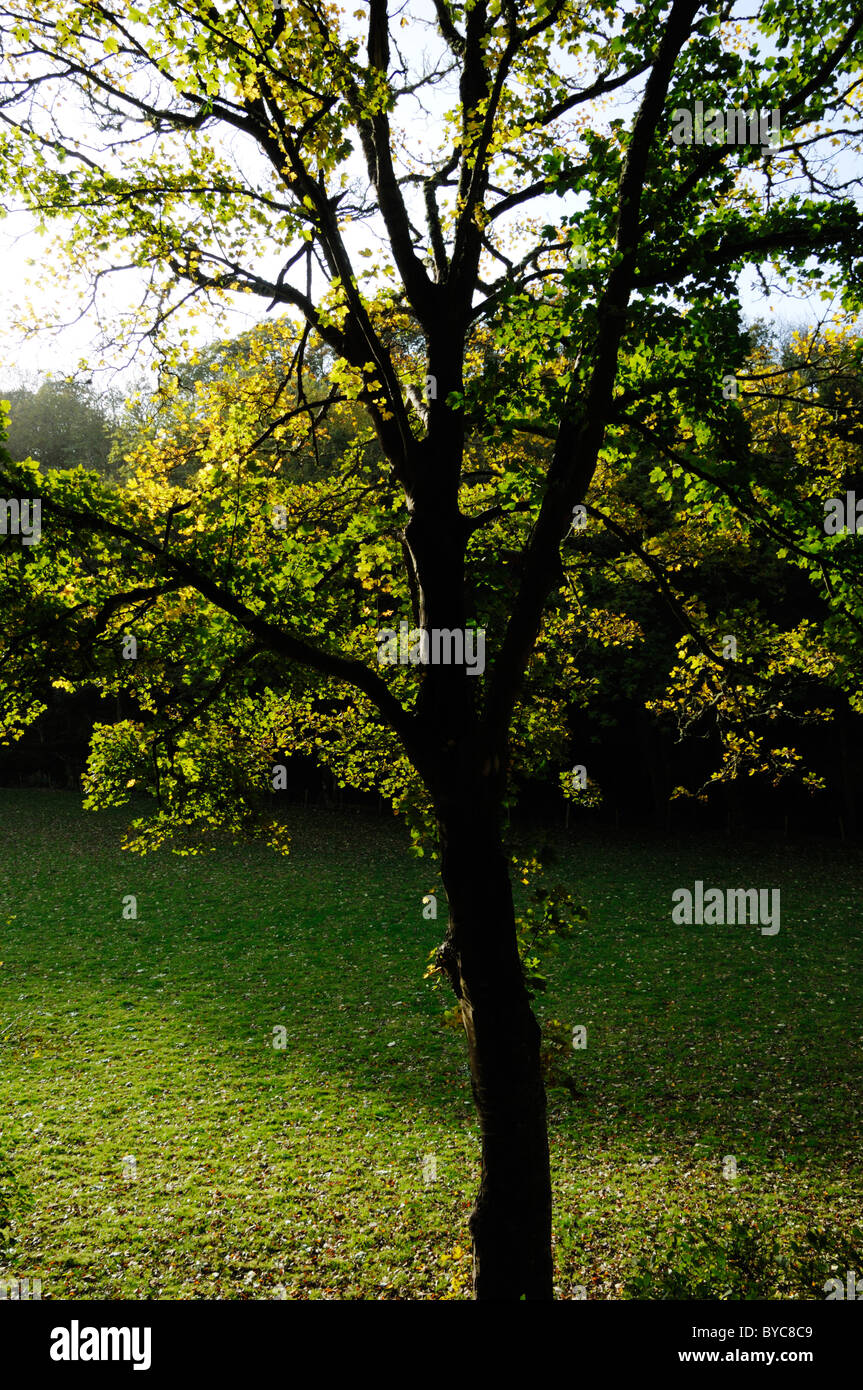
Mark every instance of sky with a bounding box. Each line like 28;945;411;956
0;0;857;399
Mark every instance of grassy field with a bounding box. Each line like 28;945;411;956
0;788;861;1300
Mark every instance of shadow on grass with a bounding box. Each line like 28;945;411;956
2;789;861;1168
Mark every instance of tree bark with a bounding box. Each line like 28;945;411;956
437;789;554;1300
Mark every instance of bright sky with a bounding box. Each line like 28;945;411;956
0;0;856;398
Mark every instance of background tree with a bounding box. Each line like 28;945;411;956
1;0;862;1298
1;377;120;477
109;323;366;484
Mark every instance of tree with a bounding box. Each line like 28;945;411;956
1;377;120;477
109;322;365;484
0;0;862;1298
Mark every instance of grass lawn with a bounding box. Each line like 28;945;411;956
0;788;861;1300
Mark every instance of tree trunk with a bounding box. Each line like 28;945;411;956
437;793;554;1300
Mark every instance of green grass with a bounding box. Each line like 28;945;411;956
0;789;861;1299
